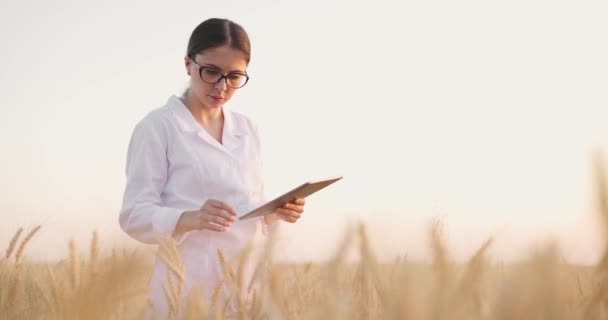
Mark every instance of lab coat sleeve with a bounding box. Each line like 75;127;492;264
119;119;186;245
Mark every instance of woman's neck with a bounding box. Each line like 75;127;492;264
182;93;223;128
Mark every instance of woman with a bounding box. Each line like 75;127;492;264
119;18;305;318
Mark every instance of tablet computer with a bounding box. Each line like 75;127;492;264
239;176;342;220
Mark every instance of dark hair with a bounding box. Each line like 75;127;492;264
186;18;251;63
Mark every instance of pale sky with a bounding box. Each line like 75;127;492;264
1;0;607;264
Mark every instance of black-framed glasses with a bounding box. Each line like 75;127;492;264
190;58;249;89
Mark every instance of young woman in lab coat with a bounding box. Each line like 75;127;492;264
119;18;305;317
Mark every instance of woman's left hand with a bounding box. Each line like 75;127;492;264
266;198;306;224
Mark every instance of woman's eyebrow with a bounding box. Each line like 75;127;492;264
202;63;246;74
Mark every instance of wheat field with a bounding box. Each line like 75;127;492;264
2;156;608;319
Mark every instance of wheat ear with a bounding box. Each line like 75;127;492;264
5;227;23;259
14;225;41;264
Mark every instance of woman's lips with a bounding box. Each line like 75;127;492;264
209;96;224;102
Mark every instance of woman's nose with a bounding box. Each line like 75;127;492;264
214;78;228;91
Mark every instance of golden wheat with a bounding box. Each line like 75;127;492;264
1;155;608;319
5;228;23;260
14;225;41;264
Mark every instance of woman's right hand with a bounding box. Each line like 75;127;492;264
174;200;237;235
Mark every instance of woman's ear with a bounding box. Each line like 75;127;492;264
184;56;191;76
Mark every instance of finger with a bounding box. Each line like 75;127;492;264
273;212;291;223
199;211;232;227
292;198;306;205
212;215;232;227
202;221;226;232
276;213;298;223
275;208;301;220
282;203;304;213
210;200;237;216
206;199;224;210
207;208;236;222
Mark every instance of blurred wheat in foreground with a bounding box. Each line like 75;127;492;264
2;155;608;320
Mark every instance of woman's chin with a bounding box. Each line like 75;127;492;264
205;98;226;109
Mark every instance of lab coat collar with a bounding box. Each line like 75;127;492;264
167;95;246;154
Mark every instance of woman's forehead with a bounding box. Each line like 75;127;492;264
195;46;248;72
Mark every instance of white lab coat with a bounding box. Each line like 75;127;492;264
119;95;268;318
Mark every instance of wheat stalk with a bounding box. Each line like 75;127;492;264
249;289;258;318
217;248;235;282
90;230;99;275
46;264;61;307
247;264;260;295
7;267;21;312
14;225;41;264
155;238;185;319
210;277;225;310
236;244;253;320
68;239;80;289
5;227;23;260
183;286;206;320
162;284;177;320
158;239;185;282
220;291;235;320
